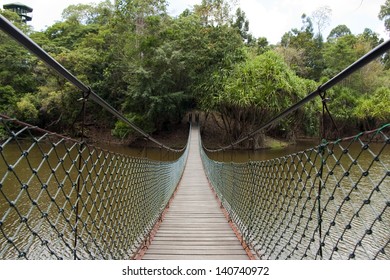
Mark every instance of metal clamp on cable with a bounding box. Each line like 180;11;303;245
77;87;92;102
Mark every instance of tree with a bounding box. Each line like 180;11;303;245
62;0;113;25
15;93;39;124
111;4;234;134
4;0;387;141
194;0;235;26
323;34;357;77
116;0;167;18
22;3;116;129
256;37;269;54
0;85;17;114
355;87;390;129
322;28;387;131
359;28;382;48
209;50;311;147
300;13;314;34
312;6;332;40
44;20;100;50
280;14;324;80
327;24;351;41
275;46;306;75
115;0;167;34
281;14;313;48
0;10;38;115
379;0;390;32
121;39;192;132
232;8;250;43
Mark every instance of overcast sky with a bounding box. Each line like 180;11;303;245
2;0;388;44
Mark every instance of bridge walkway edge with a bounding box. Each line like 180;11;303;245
142;125;250;260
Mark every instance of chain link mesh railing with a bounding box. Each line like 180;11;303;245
201;124;390;260
0;116;189;259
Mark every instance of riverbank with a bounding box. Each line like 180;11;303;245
82;116;294;151
84;123;293;151
83;121;190;149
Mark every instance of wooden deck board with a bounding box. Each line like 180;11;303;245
143;255;249;260
145;249;247;255
143;125;248;260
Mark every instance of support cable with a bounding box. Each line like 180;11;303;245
73;90;89;259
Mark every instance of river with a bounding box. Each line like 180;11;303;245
0;138;389;259
205;139;390;260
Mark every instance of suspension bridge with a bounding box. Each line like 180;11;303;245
1;15;390;260
142;125;251;260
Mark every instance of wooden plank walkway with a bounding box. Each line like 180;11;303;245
143;126;249;260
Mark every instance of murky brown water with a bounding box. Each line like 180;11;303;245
206;140;319;162
205;140;390;259
1;138;389;259
0;140;181;259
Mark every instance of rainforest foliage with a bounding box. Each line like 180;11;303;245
0;0;389;145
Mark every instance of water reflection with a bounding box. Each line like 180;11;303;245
206;140;319;162
95;143;182;162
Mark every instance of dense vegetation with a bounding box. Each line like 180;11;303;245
1;0;389;146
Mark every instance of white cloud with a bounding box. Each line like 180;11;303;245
240;0;301;43
239;0;388;43
3;0;387;43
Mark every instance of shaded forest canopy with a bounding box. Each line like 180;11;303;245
1;0;389;148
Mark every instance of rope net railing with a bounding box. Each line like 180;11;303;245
0;116;189;259
201;124;390;259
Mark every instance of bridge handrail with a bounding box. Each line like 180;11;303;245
200;123;390;259
0;14;184;153
0;116;191;259
203;39;390;153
